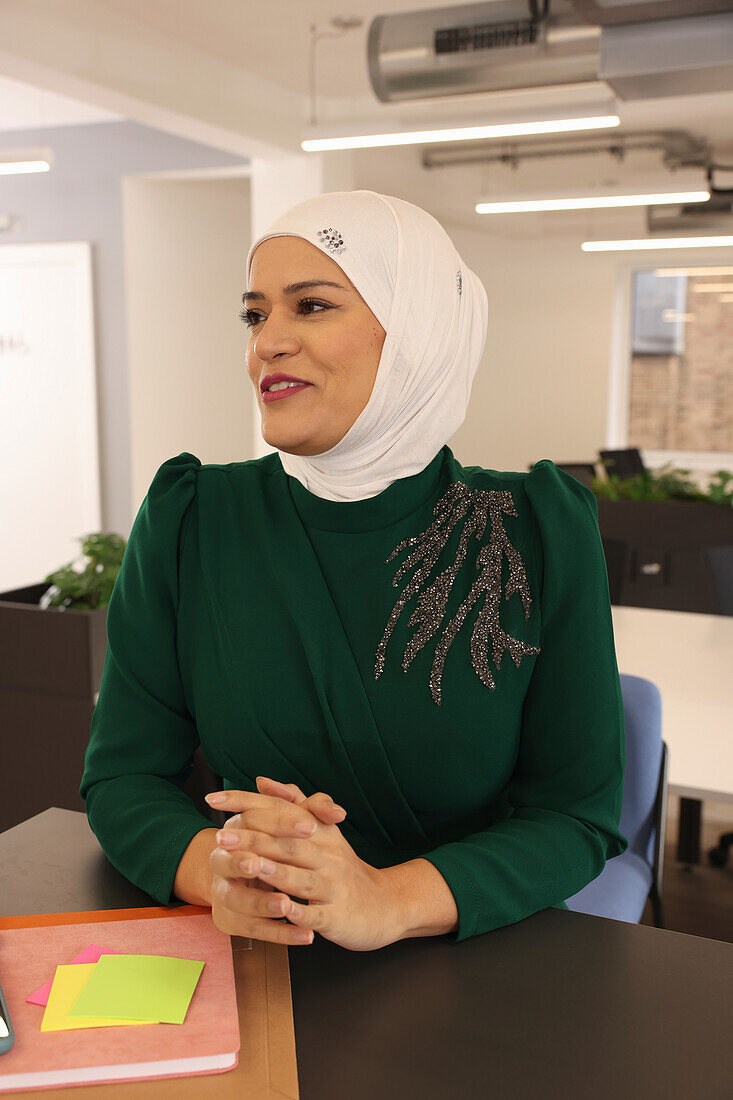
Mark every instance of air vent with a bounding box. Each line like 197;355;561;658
434;20;539;55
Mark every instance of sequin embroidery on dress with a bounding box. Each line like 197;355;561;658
374;480;541;706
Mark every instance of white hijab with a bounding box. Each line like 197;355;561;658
245;189;488;502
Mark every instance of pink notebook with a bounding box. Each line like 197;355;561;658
0;912;239;1093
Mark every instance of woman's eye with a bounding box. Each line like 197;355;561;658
239;307;262;328
238;299;331;329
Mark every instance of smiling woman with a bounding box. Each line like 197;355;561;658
80;189;628;954
241;237;386;458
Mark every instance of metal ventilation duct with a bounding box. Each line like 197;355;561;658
647;193;733;232
367;1;600;103
598;12;733;99
367;1;733;105
568;1;733;27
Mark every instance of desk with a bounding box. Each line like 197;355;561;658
2;808;732;1100
612;606;733;863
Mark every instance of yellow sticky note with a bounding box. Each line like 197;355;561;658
40;964;158;1032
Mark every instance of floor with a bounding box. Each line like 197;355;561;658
638;798;733;944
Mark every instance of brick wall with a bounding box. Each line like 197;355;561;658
628;275;733;459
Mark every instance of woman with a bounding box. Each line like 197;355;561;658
80;189;627;951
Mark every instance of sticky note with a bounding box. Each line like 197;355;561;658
40;965;157;1032
27;945;122;1006
68;954;205;1025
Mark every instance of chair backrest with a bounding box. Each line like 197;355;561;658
617;673;664;871
599;448;646;479
705;545;733;615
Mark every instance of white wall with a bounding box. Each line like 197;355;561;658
0;119;248;544
446;224;619;474
122;175;252;511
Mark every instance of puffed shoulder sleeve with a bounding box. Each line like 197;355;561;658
79;452;214;905
421;459;628;941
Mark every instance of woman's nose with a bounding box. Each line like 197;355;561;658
253;312;301;360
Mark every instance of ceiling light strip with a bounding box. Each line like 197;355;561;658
582;237;733;252
302;114;619;152
477;191;710;213
653;267;733;276
0;160;51;175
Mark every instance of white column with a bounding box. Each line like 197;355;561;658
249;151;356;458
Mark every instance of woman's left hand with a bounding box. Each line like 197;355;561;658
206;783;405;952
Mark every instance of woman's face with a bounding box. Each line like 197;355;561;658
244;235;386;456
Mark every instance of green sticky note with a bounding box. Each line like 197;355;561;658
67;954;205;1025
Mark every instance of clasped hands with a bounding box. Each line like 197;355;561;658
205;776;403;952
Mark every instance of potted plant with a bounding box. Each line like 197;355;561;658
0;534;125;833
590;464;733;615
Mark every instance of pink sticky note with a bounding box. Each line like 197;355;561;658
26;945;123;1006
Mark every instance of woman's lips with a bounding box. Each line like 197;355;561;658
261;383;312;403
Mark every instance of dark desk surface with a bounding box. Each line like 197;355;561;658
2;809;732;1100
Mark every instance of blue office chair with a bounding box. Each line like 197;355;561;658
564;673;669;927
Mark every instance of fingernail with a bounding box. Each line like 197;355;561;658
217;831;238;848
206;793;226;805
289;903;303;919
268;897;285;915
294;931;313;943
295;821;316;836
239;858;253;874
259;858;276;875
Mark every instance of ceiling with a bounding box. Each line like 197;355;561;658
2;0;733;238
0;74;121;132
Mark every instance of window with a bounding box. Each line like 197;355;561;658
625;265;733;462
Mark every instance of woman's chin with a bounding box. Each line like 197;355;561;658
261;430;330;457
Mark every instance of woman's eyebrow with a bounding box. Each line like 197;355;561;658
242;280;347;304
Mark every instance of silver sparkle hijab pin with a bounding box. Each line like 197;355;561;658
317;227;346;255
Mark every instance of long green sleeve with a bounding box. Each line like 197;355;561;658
420;460;628;941
80;454;213;905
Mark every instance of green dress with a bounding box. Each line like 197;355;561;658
80;445;628;943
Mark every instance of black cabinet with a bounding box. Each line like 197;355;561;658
0;583;222;834
596;500;733;615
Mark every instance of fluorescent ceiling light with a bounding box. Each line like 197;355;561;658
653;267;733;276
301;100;620;151
691;282;733;292
476;169;711;214
581;236;733;252
0;159;50;175
476;191;709;214
0;146;52;174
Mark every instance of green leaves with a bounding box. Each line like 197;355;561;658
591;463;733;508
39;532;127;611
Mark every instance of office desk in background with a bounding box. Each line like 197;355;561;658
1;808;732;1100
612;605;733;862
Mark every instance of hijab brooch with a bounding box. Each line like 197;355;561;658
317;227;346;255
374;481;540;706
